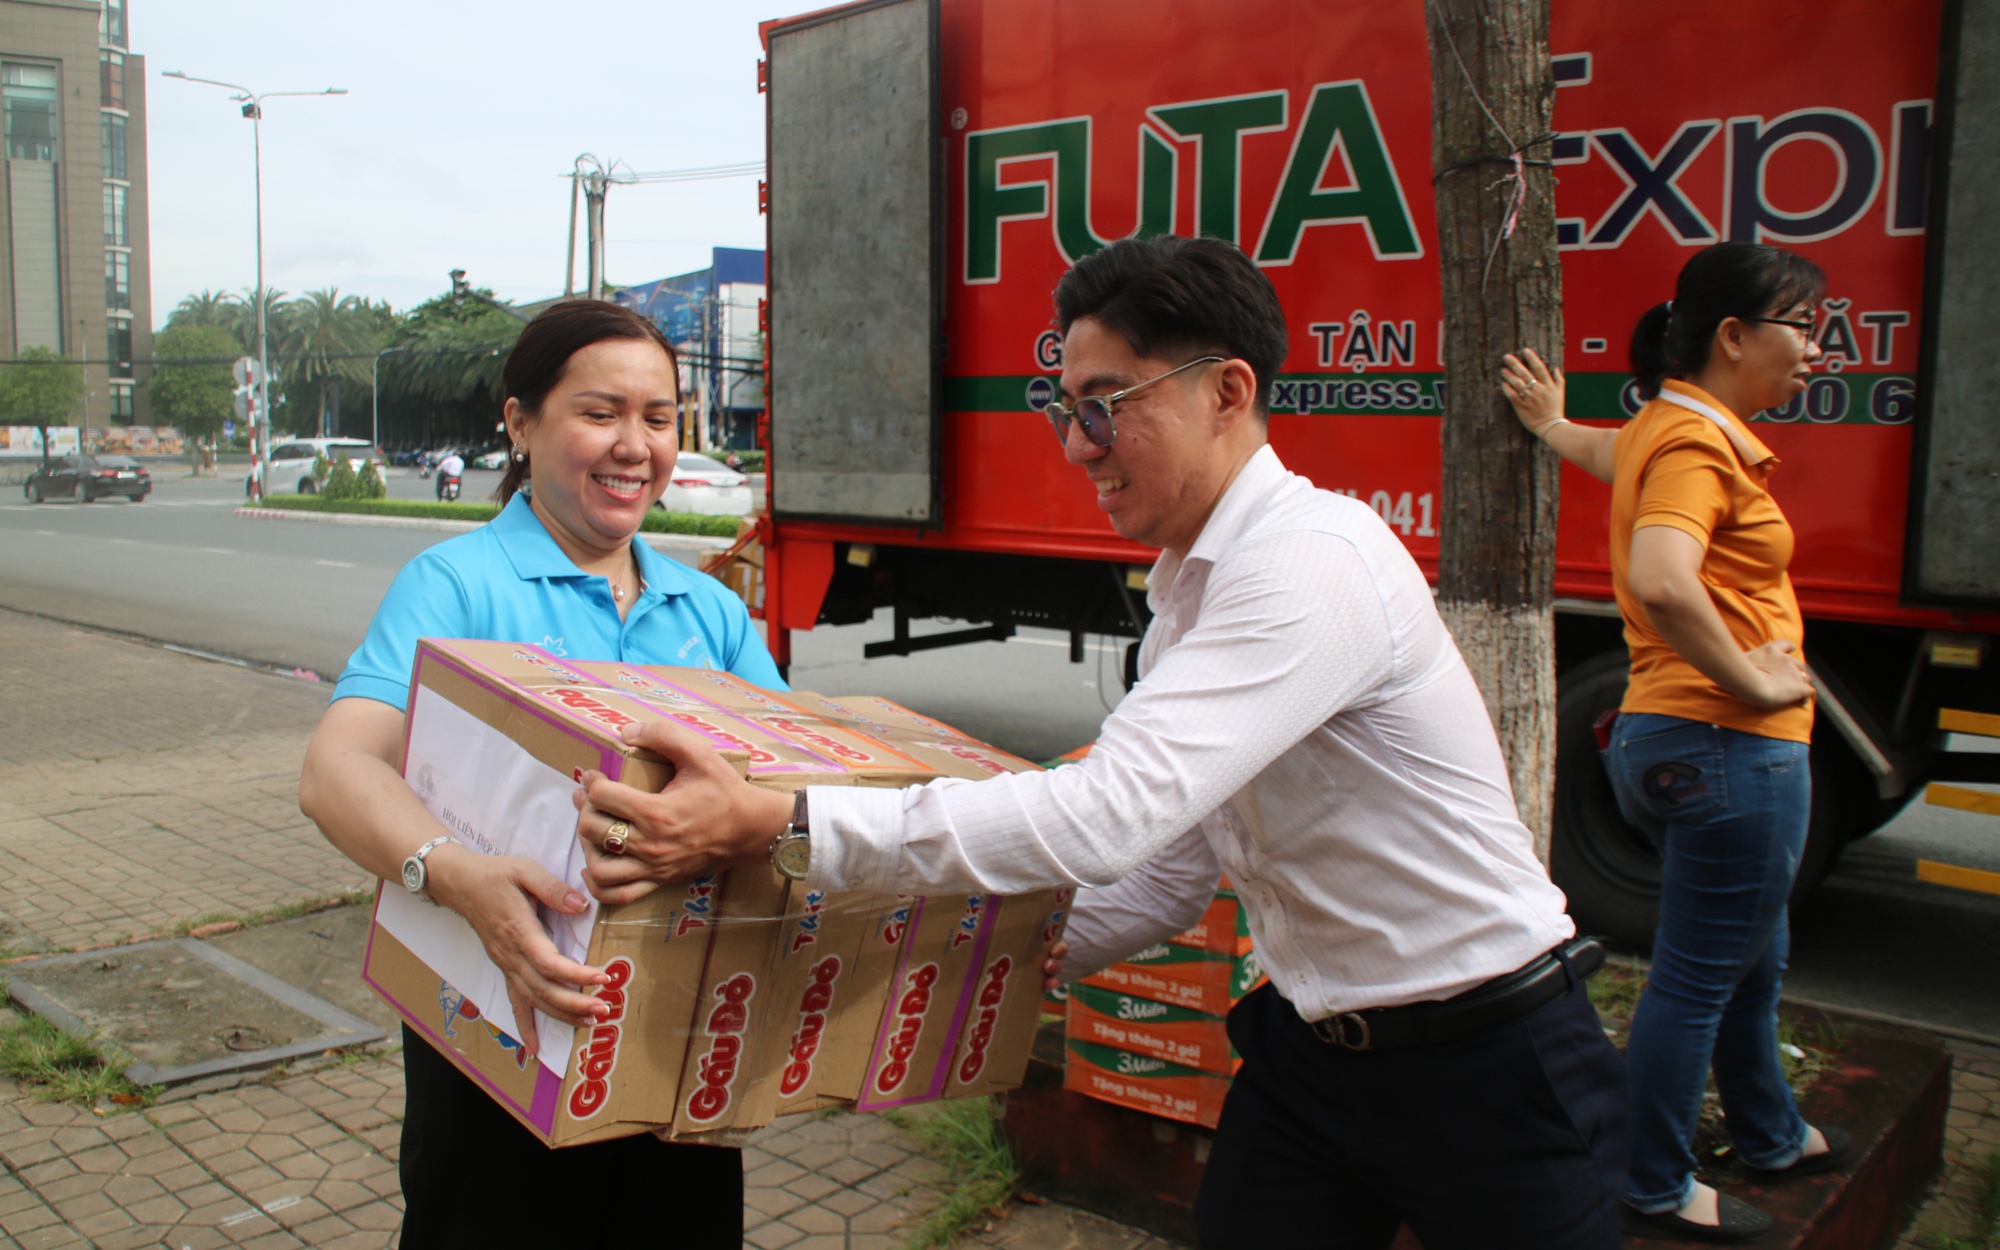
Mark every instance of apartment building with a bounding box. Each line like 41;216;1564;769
1;0;152;425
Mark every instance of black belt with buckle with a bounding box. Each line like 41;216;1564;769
1308;936;1606;1051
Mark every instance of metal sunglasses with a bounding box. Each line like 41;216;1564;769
1044;356;1226;449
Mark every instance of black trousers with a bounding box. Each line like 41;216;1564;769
397;1025;743;1248
1195;973;1629;1250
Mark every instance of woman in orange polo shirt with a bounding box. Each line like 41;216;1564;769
1501;242;1849;1242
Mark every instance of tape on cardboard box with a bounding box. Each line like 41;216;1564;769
668;862;794;1139
762;882;881;1118
1065;981;1239;1075
1062;1037;1231;1130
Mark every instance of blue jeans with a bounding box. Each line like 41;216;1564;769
1604;712;1813;1213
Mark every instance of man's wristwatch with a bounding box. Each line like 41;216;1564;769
771;790;811;882
402;836;454;900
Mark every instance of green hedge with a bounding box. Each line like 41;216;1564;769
254;494;743;537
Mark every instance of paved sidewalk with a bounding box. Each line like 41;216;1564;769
1895;1038;2000;1249
0;606;1988;1250
0;610;361;953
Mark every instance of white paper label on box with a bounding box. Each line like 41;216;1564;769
379;682;593;1076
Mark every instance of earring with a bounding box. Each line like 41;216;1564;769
511;446;527;463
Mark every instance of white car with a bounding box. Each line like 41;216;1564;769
660;452;753;515
245;437;382;497
473;448;509;470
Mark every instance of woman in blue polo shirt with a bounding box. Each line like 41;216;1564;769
299;301;775;1248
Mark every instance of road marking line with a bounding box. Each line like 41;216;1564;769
201;547;234;554
32;529;55;536
220;1210;262;1227
1916;858;2000;896
315;559;356;568
263;1196;303;1214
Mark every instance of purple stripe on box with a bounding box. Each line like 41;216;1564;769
922;895;1001;1103
853;898;925;1113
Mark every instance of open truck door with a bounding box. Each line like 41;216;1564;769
765;0;943;529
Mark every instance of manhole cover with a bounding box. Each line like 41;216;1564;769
6;938;384;1084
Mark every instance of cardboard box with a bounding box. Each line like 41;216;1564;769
1061;1037;1231;1130
363;638;1068;1146
1065;982;1238;1075
1079;942;1265;1018
1165;893;1253;957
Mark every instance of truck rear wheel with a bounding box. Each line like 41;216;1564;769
1550;650;1849;954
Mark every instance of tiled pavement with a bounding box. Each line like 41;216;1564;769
0;611;364;954
0;606;1989;1249
0;1060;404;1250
1894;1038;2000;1249
0;1045;1180;1250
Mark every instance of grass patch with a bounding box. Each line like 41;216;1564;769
1931;1151;2000;1249
253;493;742;537
885;1096;1022;1249
1587;954;1647;1023
0;1010;158;1109
172;887;373;938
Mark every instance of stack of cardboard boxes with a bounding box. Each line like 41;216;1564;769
1062;880;1262;1129
363;639;1074;1146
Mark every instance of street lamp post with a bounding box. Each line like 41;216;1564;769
371;346;407;455
162;71;345;500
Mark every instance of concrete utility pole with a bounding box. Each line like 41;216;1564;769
1424;0;1564;860
567;155;613;302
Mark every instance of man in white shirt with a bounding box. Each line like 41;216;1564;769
434;449;465;499
574;236;1628;1249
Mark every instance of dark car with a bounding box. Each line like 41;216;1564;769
24;454;151;503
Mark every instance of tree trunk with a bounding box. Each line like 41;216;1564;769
1425;0;1563;861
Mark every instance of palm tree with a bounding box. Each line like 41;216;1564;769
168;290;244;337
278;288;377;435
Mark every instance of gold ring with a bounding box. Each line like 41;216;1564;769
603;820;632;855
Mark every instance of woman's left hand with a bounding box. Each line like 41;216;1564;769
1499;349;1567;435
571;718;795;904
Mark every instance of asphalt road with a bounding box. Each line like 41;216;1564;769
3;462;1997;1038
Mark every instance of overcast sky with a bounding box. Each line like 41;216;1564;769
141;0;769;328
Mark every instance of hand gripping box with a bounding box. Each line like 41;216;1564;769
363;639;1069;1146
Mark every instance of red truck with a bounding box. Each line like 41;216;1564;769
748;0;2000;948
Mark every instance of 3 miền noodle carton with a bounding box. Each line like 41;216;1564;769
363;638;1067;1146
1061;1036;1232;1129
1079;941;1266;1018
1164;892;1254;957
1064;981;1239;1075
